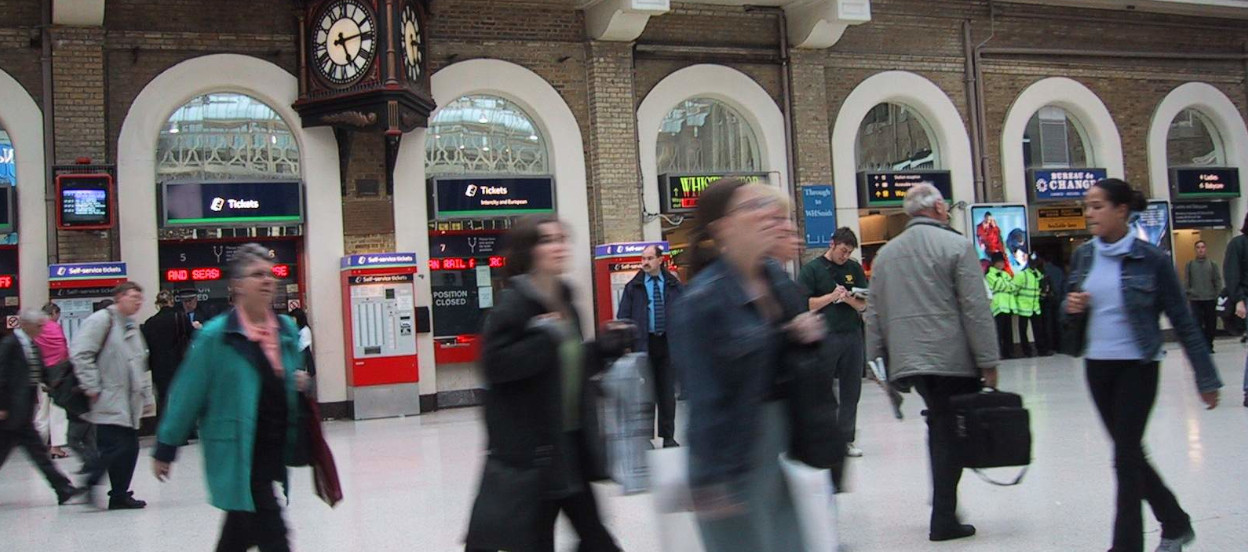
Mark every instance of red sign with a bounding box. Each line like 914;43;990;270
5;316;17;329
272;264;291;278
429;256;506;271
165;267;223;282
488;256;506;268
0;275;14;289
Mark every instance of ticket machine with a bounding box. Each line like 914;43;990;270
48;262;128;343
340;253;421;419
592;241;670;326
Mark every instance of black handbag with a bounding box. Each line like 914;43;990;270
465;456;545;550
779;343;846;483
949;389;1031;486
45;360;89;418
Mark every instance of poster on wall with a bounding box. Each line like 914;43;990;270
969;204;1030;275
0;142;14;187
1133;200;1172;255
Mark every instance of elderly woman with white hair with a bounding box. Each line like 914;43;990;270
0;308;83;504
864;182;1001;542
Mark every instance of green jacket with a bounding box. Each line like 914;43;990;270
155;310;303;512
986;267;1017;316
1014;267;1043;317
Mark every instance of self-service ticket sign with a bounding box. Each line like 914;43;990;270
592;241;669;326
49;262;128;343
340;252;420;419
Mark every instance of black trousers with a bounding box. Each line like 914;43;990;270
649;334;676;441
1035;307;1054;354
466;487;620;552
67;416;98;469
1016;315;1036;356
915;375;983;532
0;404;73;496
86;424;139;499
995;314;1014;358
1189;300;1217;350
1086;360;1191;552
216;477;290;552
827;331;865;443
1043;299;1062;353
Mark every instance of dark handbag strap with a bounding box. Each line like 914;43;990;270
972;466;1028;487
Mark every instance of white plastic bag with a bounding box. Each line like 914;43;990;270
778;452;839;552
648;447;704;551
601;353;655;494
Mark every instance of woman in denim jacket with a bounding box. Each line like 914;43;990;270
1063;178;1221;552
669;178;825;552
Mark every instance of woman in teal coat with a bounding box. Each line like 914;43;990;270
152;243;310;552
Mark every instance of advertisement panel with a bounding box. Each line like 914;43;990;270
1036;206;1086;233
1133;200;1172;254
970;204;1030;274
660;172;769;214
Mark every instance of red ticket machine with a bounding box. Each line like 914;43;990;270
592;241;670;326
340;253;421;419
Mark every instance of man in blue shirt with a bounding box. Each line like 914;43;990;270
617;245;684;448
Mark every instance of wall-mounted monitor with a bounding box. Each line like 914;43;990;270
56;174;114;230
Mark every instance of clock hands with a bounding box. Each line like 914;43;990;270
333;30;372;47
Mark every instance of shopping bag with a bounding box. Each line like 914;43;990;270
601;352;655;494
778;452;838;552
141;371;157;418
648;447;704;551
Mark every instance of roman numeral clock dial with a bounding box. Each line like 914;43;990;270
401;2;424;82
312;0;377;86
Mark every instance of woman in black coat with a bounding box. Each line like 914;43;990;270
465;214;631;552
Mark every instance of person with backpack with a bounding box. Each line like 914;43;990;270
1184;240;1221;353
71;281;152;510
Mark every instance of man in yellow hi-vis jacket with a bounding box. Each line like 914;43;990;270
986;252;1018;359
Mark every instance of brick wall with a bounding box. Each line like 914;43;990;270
586;41;642;243
342;132;396;254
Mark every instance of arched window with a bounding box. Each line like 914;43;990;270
157;93;300;181
0;128;13;187
1023;106;1090;169
656;98;761;174
855;102;941;171
1167;108;1224;167
426;95;549;176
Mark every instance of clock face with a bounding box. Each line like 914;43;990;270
400;3;423;82
312;0;377;86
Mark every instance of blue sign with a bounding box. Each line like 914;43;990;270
341;252;419;270
594;241;670;259
802;185;837;248
0;144;14;186
49;262;128;281
1029;168;1107;201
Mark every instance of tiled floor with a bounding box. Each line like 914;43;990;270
2;342;1246;551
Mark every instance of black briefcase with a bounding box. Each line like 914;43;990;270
949;389;1032;472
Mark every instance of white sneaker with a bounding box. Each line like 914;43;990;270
1156;531;1195;552
846;443;864;458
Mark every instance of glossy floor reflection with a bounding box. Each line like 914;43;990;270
2;342;1246;551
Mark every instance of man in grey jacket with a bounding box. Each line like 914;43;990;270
71;281;151;510
864;183;1000;543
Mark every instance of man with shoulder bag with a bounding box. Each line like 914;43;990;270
865;184;1001;543
71;282;152;510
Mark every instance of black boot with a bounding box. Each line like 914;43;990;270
108;491;147;510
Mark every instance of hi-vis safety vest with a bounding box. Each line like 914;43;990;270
1014;267;1042;317
986;267;1017;316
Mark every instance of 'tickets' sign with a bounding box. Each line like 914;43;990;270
432;177;555;219
660;173;769;214
162;181;304;227
1029;169;1108;202
858;171;953;207
1171;167;1240;200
